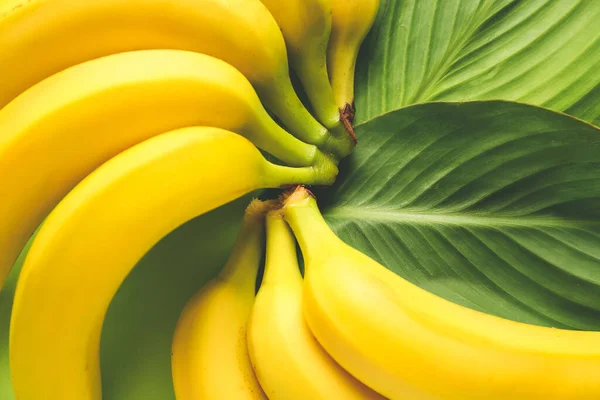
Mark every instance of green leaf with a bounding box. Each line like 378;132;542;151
316;101;600;330
0;194;253;400
356;0;600;125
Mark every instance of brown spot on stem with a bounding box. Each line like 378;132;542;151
340;105;357;143
347;102;356;123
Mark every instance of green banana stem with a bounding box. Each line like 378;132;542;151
294;57;340;130
254;109;322;168
323;121;356;160
294;57;356;157
258;72;329;144
255;112;353;174
264;151;338;187
261;68;354;160
282;187;337;265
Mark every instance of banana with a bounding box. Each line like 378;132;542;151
9;127;336;400
282;186;600;400
328;0;380;115
260;0;355;143
0;0;352;155
0;49;337;291
172;199;272;400
247;210;383;399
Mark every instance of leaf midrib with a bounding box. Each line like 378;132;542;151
325;206;597;229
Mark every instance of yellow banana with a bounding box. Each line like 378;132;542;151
283;187;600;400
247;211;383;399
0;49;337;291
0;0;352;154
172;199;272;400
260;0;355;142
9;128;336;400
328;0;380;113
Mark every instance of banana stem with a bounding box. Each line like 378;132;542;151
294;57;340;131
262;212;302;286
282;187;338;265
218;200;271;290
258;74;329;147
295;56;356;157
264;151;338;187
259;69;355;160
253;114;320;168
328;117;356;149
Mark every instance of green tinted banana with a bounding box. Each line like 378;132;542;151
172;199;272;400
260;0;355;147
10;128;335;400
0;49;337;291
247;210;383;399
283;186;600;400
0;0;349;154
328;0;380;114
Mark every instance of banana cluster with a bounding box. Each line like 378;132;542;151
3;1;599;399
174;187;600;400
0;0;379;399
172;198;383;400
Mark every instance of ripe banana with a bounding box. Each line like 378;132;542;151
328;0;380;114
0;49;337;291
260;0;355;141
9;127;336;400
172;199;272;400
247;211;383;399
283;186;600;400
0;0;352;155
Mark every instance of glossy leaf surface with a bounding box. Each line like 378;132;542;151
356;0;600;125
317;101;600;330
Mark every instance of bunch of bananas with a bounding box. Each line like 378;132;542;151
0;0;379;398
173;187;600;400
4;0;598;399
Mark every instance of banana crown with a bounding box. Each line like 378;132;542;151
281;186;343;265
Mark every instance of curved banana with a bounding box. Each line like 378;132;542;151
0;0;352;155
283;187;600;400
260;0;354;142
328;0;380;114
247;211;383;399
0;49;337;291
9;128;336;400
172;199;271;400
